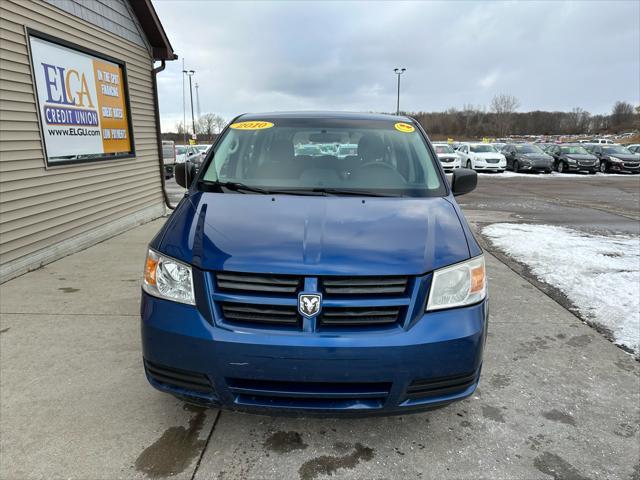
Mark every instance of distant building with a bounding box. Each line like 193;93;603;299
0;0;177;282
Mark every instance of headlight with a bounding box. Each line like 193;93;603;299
567;158;577;163
609;156;623;164
143;249;195;305
474;156;482;161
427;255;486;311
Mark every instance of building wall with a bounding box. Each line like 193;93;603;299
44;0;150;50
0;0;166;282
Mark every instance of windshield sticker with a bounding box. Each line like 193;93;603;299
230;121;274;130
394;122;415;133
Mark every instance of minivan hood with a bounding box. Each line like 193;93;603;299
156;192;471;276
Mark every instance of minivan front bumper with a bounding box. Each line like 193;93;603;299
140;292;488;415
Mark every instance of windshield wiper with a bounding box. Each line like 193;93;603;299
202;181;271;194
310;187;400;197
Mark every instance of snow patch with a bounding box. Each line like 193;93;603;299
477;171;633;178
482;223;640;357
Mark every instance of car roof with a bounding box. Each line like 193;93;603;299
237;111;413;123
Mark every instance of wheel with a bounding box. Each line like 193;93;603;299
466;160;472;169
557;162;565;173
544;169;552;174
599;162;608;173
513;160;519;173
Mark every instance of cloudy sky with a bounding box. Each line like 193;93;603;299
152;0;639;131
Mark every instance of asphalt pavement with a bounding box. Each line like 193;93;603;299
1;174;639;480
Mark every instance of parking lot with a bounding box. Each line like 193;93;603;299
1;173;639;480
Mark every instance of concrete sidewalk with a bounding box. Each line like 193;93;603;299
1;218;638;480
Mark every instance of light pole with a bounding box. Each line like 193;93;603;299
394;68;406;115
183;69;196;141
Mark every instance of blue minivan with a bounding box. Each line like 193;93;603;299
141;112;487;415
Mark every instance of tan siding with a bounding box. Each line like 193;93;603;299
0;0;165;267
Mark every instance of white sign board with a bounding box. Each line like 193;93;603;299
28;34;134;165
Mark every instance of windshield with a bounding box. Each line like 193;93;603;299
560;146;589;155
470;144;496;153
603;146;632;155
176;146;187;155
195;145;210;152
515;144;544;154
201;118;446;196
435;144;455;154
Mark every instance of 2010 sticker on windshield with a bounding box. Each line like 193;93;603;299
394;122;415;133
230;121;274;130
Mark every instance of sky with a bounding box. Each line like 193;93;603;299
152;0;640;131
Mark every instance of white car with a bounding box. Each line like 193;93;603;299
590;138;615;145
432;143;461;171
456;143;506;172
175;145;203;164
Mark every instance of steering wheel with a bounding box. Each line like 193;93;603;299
358;161;397;172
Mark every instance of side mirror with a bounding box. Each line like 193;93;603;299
175;161;198;189
451;168;477;196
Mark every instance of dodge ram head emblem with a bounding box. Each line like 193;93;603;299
298;293;322;318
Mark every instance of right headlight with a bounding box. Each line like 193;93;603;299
427;255;486;311
142;249;195;305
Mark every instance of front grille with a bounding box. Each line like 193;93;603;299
321;276;408;296
405;370;478;401
144;360;215;394
220;302;299;326
216;272;301;294
579;161;595;166
214;272;412;330
227;377;391;409
624;163;639;168
486;158;500;164
319;306;402;327
440;158;454;163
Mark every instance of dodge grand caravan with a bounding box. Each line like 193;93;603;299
141;112;488;415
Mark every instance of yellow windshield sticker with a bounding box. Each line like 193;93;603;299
230;121;274;130
394;122;415;133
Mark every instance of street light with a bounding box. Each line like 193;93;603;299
183;69;196;140
394;68;406;115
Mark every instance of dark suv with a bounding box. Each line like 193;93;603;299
545;144;598;174
585;144;640;174
501;143;554;173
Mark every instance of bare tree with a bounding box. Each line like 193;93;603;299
610;101;634;131
175;121;185;135
564;107;591;134
197;113;227;137
490;94;520;137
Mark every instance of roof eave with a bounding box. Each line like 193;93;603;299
130;0;177;61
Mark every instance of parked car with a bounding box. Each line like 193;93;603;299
584;144;640;173
501;143;554;173
626;144;640;154
161;140;176;179
456;143;506;172
142;111;487;415
590;138;615;145
432;143;461;171
194;144;212;154
545;144;599;174
176;145;205;172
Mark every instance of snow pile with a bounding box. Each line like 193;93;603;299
482;223;640;356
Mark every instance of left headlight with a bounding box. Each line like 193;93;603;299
609;156;623;164
143;249;195;305
427;255;486;311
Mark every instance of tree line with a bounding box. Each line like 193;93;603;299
409;96;638;139
162;97;638;142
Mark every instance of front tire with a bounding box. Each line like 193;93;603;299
466;160;472;170
513;160;520;173
557;162;565;173
599;162;608;173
